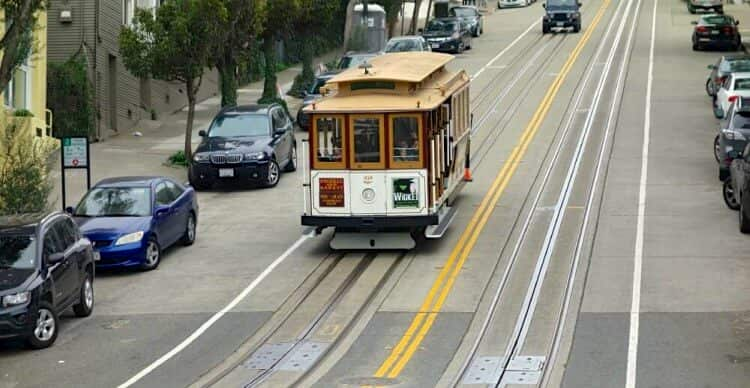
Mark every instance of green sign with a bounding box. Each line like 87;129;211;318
62;137;88;168
393;178;419;208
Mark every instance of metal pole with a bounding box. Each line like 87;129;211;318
61;143;67;210
86;138;92;189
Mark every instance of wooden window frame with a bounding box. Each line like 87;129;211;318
389;113;424;169
349;114;386;169
312;115;347;170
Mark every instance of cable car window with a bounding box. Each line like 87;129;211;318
315;116;344;166
351;116;384;168
391;115;422;168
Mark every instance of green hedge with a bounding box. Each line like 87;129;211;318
47;55;95;138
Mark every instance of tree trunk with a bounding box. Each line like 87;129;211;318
185;78;196;161
409;0;423;35
301;42;314;82
219;49;238;107
425;0;433;25
0;0;37;94
343;0;357;51
261;34;278;101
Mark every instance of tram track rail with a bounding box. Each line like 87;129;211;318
449;0;642;384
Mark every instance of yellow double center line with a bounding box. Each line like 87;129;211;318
373;0;612;380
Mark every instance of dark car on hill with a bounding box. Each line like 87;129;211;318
450;5;484;37
422;17;473;54
0;213;95;349
73;176;199;271
692;14;742;51
706;55;750;97
542;0;582;34
296;71;342;131
189;104;297;189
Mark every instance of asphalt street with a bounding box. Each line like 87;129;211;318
2;1;749;387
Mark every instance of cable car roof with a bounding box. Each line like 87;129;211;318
331;52;455;84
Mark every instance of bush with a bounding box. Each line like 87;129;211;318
0;124;52;215
167;150;189;167
13;109;34;117
47;55;95;138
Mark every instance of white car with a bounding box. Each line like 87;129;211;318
715;72;750;118
498;0;534;8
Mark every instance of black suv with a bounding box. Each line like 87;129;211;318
0;213;95;349
543;0;582;34
189;104;297;189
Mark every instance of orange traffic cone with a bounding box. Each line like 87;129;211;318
463;167;473;182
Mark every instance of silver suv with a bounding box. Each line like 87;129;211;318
688;0;723;14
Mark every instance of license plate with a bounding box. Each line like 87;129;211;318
219;168;234;177
556;22;564;27
93;251;101;262
711;30;720;35
432;43;440;49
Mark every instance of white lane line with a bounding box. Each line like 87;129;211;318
626;0;657;386
471;18;539;80
118;233;314;388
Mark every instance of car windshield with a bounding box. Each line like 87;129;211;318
385;39;422;53
338;55;374;69
310;78;328;95
425;20;458;33
547;0;578;10
450;7;476;17
0;234;36;270
735;78;750;90
208;114;269;137
733;113;750;129
75;187;152;217
703;15;733;26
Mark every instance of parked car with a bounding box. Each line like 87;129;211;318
449;5;484;37
337;52;380;70
687;0;723;14
542;0;582;34
297;71;342;131
0;213;95;349
422;17;473;54
499;0;534;9
722;142;750;232
715;97;750;181
692;14;741;51
190;104;297;189
73;177;199;271
706;55;750;97
385;36;431;53
713;72;750;118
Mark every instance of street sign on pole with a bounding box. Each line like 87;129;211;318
60;136;92;210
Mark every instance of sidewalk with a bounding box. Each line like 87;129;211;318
49;50;341;209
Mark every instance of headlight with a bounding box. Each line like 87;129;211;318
244;152;267;161
723;129;747;141
452;32;460;39
115;231;145;246
193;152;210;163
572;12;581;19
2;291;30;307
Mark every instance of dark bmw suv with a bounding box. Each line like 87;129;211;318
543;0;582;34
0;213;95;349
189;104;297;189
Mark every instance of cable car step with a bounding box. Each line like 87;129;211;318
425;206;457;239
330;231;416;250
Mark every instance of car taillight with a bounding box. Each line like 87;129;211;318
729;95;739;103
723;27;734;34
697;26;708;33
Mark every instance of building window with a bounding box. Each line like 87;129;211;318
124;0;159;25
3;64;31;111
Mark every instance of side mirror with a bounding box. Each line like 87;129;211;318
708;64;716;70
65;206;74;214
47;252;65;264
275;127;287;135
542;3;546;8
577;1;582;6
198;130;207;137
736;20;740;25
418;28;424;34
154;205;169;217
691;21;698;25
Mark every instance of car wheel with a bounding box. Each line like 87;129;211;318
27;302;58;349
284;146;297;172
706;78;714;97
741;201;750;233
724;179;741;210
180;213;197;246
72;272;94;317
542;22;550;34
714;135;722;163
737;39;743;51
573;23;581;33
265;159;280;188
141;238;161;271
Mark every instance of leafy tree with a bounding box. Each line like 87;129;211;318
0;122;52;215
259;0;299;107
120;0;227;160
214;0;265;107
288;0;340;97
0;0;45;94
47;55;95;138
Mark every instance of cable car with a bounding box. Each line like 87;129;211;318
300;52;472;250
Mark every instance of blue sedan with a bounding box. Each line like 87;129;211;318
72;176;199;270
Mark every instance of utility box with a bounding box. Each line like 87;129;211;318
352;4;387;52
